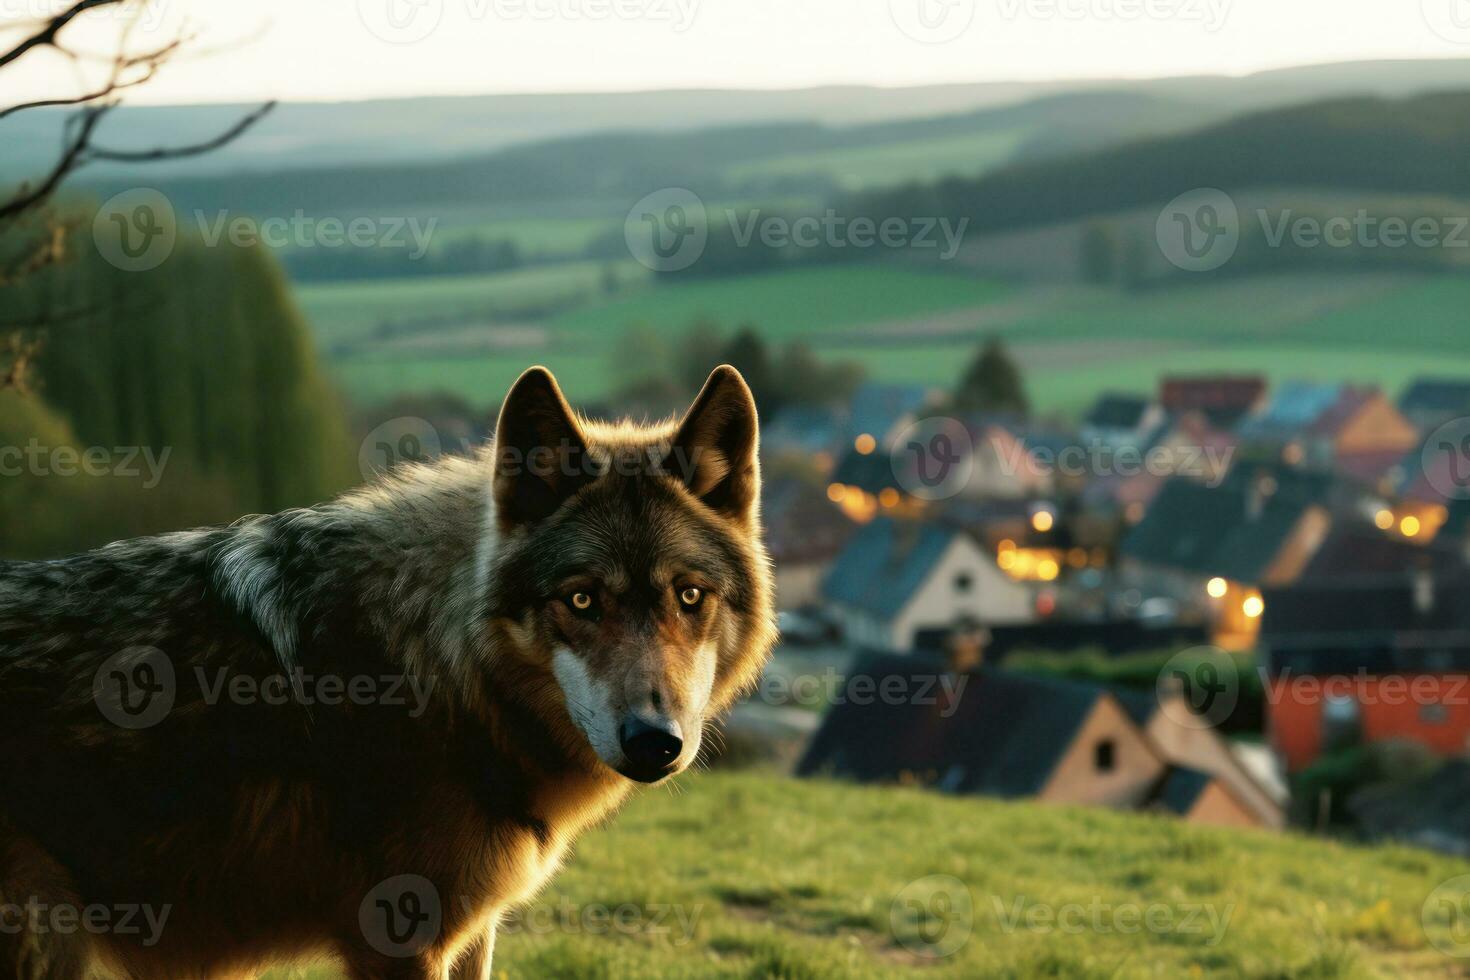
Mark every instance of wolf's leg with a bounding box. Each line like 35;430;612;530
0;827;96;980
447;925;494;980
340;951;448;980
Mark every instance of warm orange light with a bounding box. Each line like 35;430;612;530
879;488;900;508
1207;577;1228;599
1125;502;1145;523
1374;509;1395;531
1243;595;1265;619
1037;559;1060;582
1031;511;1055;533
1068;548;1089;569
826;483;845;503
998;539;1017;553
1401;516;1422;538
997;550;1017;571
854;433;877;455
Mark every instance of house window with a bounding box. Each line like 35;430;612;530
953;573;974;593
1094;739;1116;773
1421;704;1450;725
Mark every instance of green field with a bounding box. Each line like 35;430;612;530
725;129;1031;190
264;770;1467;978
298;261;650;347
551;265;1013;341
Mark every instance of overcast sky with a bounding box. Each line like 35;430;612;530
8;0;1470;105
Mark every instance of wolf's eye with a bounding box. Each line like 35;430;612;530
569;592;595;612
678;587;704;608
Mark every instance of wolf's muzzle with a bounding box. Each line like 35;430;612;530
617;715;683;783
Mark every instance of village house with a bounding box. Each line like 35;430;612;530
1260;526;1470;773
1160;375;1267;430
1237;382;1419;487
1119;465;1332;649
1398;377;1470;432
797;653;1283;828
1080;393;1166;453
821;518;1035;652
762;477;858;610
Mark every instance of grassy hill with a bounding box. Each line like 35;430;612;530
267;771;1467;979
859;91;1470;237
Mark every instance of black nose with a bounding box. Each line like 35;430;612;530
618;715;683;783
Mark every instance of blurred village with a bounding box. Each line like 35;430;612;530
719;351;1470;854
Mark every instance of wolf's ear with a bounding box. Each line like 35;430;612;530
668;365;760;524
493;367;596;528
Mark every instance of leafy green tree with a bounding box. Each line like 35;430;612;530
954;337;1029;416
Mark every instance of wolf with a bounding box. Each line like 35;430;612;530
0;365;776;979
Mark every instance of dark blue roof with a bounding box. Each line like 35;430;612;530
1237;381;1342;441
823;518;958;622
798;656;1125;799
1156;767;1215;815
847;384;929;442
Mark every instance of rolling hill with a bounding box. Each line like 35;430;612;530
262;770;1468;979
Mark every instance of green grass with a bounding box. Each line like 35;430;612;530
263;771;1467;978
329;350;609;407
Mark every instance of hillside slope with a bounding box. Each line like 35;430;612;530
272;771;1467;979
859;91;1470;235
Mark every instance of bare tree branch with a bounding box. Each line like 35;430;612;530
88;99;276;162
0;0;125;72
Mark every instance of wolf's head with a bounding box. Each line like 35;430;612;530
486;365;775;784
